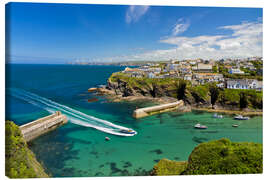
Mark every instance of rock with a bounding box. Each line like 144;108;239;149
88;87;98;92
87;98;99;103
177;105;191;112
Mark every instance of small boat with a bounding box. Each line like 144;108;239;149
119;129;137;135
218;115;223;118
213;113;223;118
234;115;249;120
105;137;110;141
232;124;239;127
194;123;208;129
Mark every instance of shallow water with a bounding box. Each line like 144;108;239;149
5;64;262;177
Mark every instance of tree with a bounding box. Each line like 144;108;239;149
239;92;248;109
175;80;187;100
209;84;220;106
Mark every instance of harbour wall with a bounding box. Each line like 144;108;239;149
133;100;184;118
20;111;68;142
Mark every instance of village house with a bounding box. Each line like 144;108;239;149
123;67;144;78
226;79;260;90
228;68;245;74
167;63;180;71
183;74;192;81
193;73;224;84
147;72;156;78
131;72;144;78
216;82;225;88
192;63;212;72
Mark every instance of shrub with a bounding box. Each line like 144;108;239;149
151;159;187;175
5;121;49;178
183;138;262;175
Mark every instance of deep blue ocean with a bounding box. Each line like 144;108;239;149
5;64;262;177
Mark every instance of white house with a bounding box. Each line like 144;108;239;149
147;72;156;78
192;63;212;72
226;79;259;90
184;74;192;81
228;68;245;74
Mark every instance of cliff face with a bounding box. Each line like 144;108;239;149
106;73;212;107
107;79;172;98
5;121;49;178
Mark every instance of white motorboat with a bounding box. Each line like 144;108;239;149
119;129;137;135
194;123;208;129
234;115;249;120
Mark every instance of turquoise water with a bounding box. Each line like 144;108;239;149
5;64;262;177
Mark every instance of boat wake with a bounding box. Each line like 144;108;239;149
8;88;137;136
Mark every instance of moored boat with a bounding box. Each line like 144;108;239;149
234;115;249;120
213;113;223;118
105;137;110;141
194;123;208;129
232;124;239;127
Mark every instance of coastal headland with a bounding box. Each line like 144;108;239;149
88;69;262;117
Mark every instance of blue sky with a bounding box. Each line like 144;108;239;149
6;3;262;64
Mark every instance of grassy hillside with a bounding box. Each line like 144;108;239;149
151;138;262;175
5;121;49;178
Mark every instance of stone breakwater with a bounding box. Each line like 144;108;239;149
20;111;68;142
133;100;184;118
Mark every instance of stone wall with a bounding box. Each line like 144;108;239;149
133;100;184;118
20;111;68;142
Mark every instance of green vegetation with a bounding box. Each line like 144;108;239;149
251;60;263;70
174;80;187;100
151;159;187;175
209;84;220;105
212;65;218;73
5;121;49;178
189;84;210;102
184;138;262;175
109;72;177;87
217;62;262;81
223;72;262;81
218;89;262;109
152;138;262;175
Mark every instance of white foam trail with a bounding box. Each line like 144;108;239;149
8;88;137;136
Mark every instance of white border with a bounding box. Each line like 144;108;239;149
1;0;269;180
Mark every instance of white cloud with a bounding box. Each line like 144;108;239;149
99;20;262;62
172;18;190;36
126;5;149;24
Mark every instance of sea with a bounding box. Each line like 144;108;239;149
5;64;263;177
